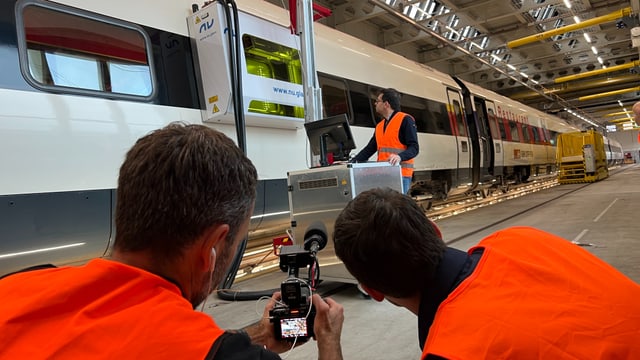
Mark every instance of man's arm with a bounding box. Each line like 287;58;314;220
351;135;377;163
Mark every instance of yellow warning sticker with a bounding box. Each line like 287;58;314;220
341;179;347;185
208;95;218;104
213;104;220;113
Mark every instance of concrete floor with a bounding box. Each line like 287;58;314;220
203;164;640;359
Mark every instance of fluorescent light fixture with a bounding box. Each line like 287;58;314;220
591;46;598;54
583;33;591;42
597;56;603;64
251;210;289;219
520;72;528;78
563;0;572;9
0;243;86;259
573;16;580;23
507;64;516;71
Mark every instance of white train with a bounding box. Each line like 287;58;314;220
0;0;617;274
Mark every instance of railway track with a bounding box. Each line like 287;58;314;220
423;178;559;220
235;177;560;282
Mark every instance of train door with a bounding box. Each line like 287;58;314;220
484;101;504;176
446;89;472;191
472;97;495;179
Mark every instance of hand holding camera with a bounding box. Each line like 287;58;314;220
270;277;315;342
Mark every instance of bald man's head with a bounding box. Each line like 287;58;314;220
633;102;640;124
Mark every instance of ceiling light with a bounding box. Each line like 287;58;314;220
563;0;572;9
573;16;580;23
583;33;591;42
591;46;598;54
597;57;603;64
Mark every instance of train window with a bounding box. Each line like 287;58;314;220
318;74;350;120
400;93;453;135
549;130;559;145
399;93;426;132
348;81;376;128
486;107;500;139
531;126;541;143
509;121;519;142
498;119;507;140
427;100;452;135
521;124;531;143
17;2;154;99
543;128;551;143
451;100;467;136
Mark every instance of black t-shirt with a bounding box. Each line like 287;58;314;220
207;332;281;360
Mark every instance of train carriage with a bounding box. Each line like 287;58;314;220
0;0;586;274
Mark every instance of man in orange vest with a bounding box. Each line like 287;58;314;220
0;123;344;360
351;88;419;194
333;187;640;359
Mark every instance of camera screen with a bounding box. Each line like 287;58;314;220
279;317;308;338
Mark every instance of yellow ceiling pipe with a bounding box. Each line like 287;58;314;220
579;86;640;101
604;111;631;117
555;60;640;83
507;7;632;49
508;73;639;100
609;117;634;123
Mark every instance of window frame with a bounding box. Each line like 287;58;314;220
15;0;157;101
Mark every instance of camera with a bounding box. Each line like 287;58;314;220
270;277;315;341
269;244;319;342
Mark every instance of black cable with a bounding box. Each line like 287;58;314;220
229;0;246;154
214;0;276;301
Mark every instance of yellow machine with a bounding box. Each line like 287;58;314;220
556;129;609;184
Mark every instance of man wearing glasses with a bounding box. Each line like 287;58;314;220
351;88;419;195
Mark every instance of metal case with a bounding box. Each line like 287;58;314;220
287;162;402;283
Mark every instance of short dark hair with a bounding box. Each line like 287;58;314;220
114;123;257;262
333;188;445;298
380;88;401;112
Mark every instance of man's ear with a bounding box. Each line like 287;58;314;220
360;283;384;302
199;224;229;271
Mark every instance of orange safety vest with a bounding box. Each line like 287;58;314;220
422;226;640;360
375;111;415;177
0;258;225;359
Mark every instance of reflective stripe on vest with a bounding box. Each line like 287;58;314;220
0;259;225;359
421;226;640;359
375;112;414;177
